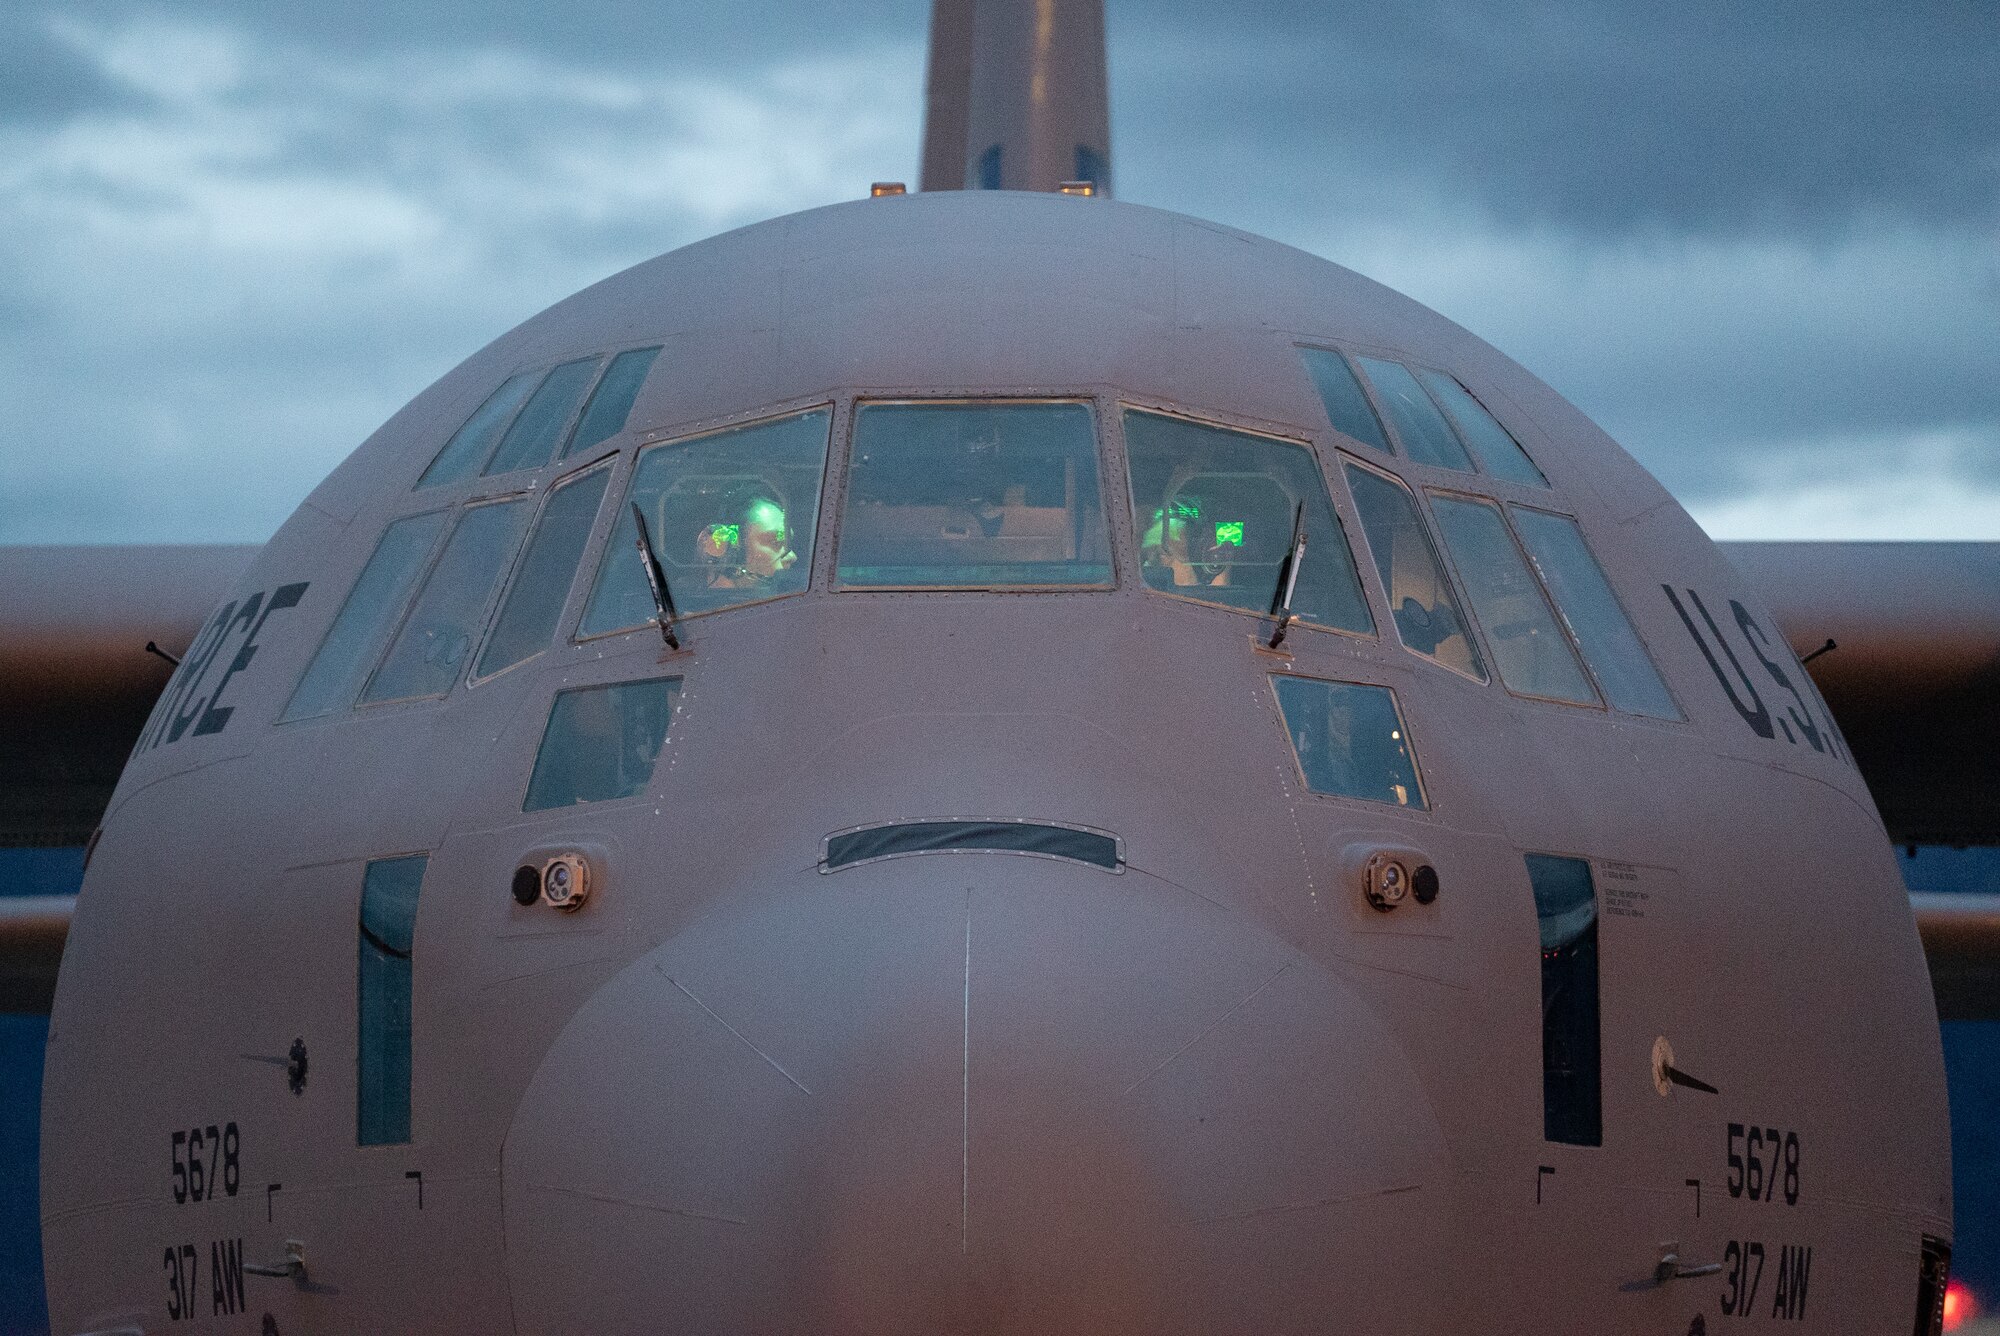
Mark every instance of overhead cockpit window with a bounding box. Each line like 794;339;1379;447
1272;675;1426;809
362;498;532;704
1355;357;1476;472
1508;508;1680;719
281;510;450;722
475;463;613;680
417;373;539;490
1415;371;1547;487
358;854;426;1146
524;676;681;811
580;408;830;636
483;357;601;477
564;346;662;460
1298;347;1391;454
416;347;663;490
1527;853;1602;1147
1123;409;1373;634
836;401;1111;589
1344;462;1486;681
1430;495;1598;706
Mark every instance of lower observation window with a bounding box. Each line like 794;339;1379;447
523;677;681;811
1527;853;1602;1147
821;820;1122;872
836;401;1112;588
1272;675;1427;809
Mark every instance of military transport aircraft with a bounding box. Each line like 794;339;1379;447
3;1;1998;1332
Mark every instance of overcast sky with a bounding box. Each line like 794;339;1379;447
1;0;1994;545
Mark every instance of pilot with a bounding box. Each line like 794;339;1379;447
696;494;797;590
1139;493;1235;588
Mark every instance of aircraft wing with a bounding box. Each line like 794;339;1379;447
1719;541;2000;847
1;544;255;1011
2;541;1996;1015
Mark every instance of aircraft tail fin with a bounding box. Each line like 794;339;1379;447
919;0;1113;195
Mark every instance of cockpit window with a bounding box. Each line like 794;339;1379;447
524;676;681;810
282;510;450;722
483;357;601;476
1509;507;1680;719
1344;462;1485;680
1355;357;1475;472
475;463;613;680
579;408;830;637
416;347;662;490
564;346;662;460
1123;409;1373;635
1430;495;1598;705
1272;675;1426;809
1414;371;1547;487
836;401;1111;588
1298;347;1391;454
362;498;532;704
417;373;538;489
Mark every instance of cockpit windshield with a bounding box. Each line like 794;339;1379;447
579;408;830;636
835;401;1111;588
1123;409;1373;634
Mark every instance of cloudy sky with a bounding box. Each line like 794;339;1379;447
1;0;1994;545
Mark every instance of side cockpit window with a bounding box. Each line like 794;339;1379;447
1508;508;1680;720
524;677;681;810
1124;410;1374;635
1273;675;1426;809
416;346;662;489
361;498;532;704
1344;461;1485;681
580;408;830;637
282;511;449;722
475;463;613;680
1430;495;1599;706
836;401;1110;588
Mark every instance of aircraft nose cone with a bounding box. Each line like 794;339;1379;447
502;859;1447;1335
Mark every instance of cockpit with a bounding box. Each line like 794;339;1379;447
274;340;1690;818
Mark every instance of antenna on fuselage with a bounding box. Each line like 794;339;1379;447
629;503;681;651
919;0;1112;195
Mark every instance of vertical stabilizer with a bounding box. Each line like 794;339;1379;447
919;0;1113;196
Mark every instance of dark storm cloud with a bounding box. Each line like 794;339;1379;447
48;0;918;70
1115;0;1999;236
0;0;1993;543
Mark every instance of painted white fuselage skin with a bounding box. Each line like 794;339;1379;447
43;193;1948;1334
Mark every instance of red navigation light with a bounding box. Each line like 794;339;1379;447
1944;1278;1974;1331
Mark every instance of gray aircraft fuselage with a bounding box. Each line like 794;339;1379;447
42;191;1948;1334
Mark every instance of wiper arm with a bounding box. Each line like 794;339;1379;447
629;502;681;650
1266;501;1306;649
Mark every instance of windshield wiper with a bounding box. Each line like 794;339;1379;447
1266;501;1306;649
629;502;682;650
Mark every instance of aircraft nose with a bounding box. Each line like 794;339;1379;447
502;860;1448;1335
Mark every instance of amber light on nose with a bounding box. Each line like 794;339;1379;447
1944;1278;1975;1331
